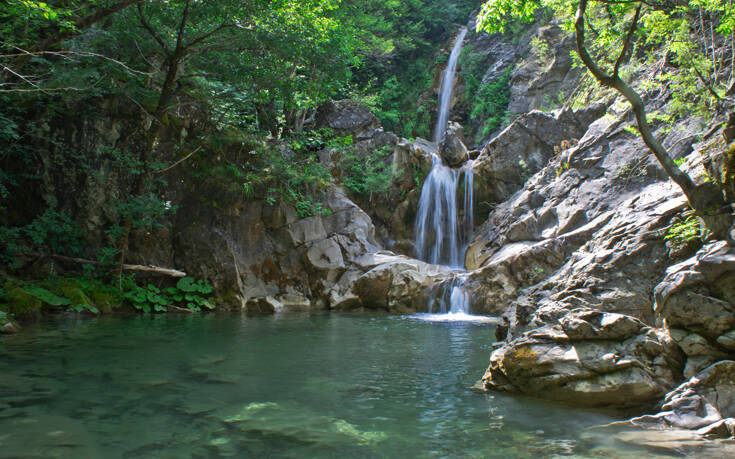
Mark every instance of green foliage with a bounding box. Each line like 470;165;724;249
674;157;687;168
343;0;478;136
413;163;429;189
0;205;85;268
121;276;215;313
477;0;539;35
555;161;570;176
471;68;512;142
665;215;710;244
340;145;394;200
459;44;489;101
1;277;125;317
530;36;551;68
267;151;333;218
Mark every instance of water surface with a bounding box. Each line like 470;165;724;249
0;313;722;457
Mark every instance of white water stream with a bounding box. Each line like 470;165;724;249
413;28;482;320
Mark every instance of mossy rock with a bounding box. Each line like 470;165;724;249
87;288;122;313
4;285;43;319
59;286;93;309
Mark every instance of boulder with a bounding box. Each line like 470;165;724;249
245;296;281;315
625;361;735;435
655;241;735;340
315;100;380;139
471;104;606;213
480;310;684;407
1;319;21;334
351;254;452;313
439;121;469;167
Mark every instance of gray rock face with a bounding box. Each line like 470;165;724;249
174;187;380;310
654;241;735;376
507;24;581;116
439;121;469;167
480;310;683;407
466;78;721;406
471;105;606;216
315;100;380;139
625;361;735;435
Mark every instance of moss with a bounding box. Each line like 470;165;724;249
87;288;122;313
59;286;93;308
46;277;122;313
4;283;43;319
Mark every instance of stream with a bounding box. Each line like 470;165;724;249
0;312;682;458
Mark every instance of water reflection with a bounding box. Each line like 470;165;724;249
0;313;713;458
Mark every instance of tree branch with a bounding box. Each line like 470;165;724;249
21;252;187;277
613;4;642;78
137;4;170;56
575;0;716;213
36;0;147;51
153;146;202;174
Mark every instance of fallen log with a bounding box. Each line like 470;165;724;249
21;252;187;277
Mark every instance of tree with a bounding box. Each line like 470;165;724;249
477;0;733;236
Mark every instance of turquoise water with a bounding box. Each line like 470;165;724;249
0;313;716;458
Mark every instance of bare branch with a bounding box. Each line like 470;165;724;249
21;252;186;277
184;21;230;50
153;146;202;174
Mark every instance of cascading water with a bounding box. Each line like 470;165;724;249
413;27;480;319
434;28;467;144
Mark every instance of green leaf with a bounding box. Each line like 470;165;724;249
176;277;198;292
23;286;71;306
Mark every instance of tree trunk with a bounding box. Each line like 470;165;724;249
574;0;731;238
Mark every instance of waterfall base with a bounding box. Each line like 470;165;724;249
407;312;498;323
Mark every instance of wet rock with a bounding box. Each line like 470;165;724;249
275;293;312;311
480;310;683;407
351;253;452;313
698;418;735;438
439;121;469;167
244;297;280;315
1;319;21;334
623;361;735;435
222;401;387;447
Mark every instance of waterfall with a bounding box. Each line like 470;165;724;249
434;27;467;143
413;28;478;318
413;158;473;269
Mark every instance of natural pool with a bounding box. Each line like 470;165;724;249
0;312;723;458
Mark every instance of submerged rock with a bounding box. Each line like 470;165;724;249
222;401;387;447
